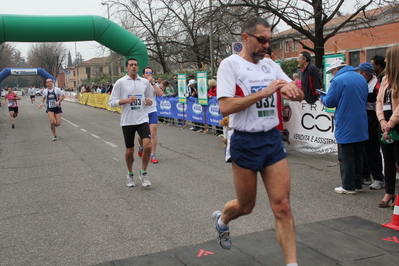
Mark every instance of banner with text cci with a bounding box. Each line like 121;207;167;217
282;100;337;154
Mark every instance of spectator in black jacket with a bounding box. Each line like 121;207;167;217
298;51;323;104
370;55;386;83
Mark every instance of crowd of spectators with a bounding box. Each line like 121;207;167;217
154;74;223;136
79;82;113;94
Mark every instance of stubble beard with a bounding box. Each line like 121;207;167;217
251;51;265;63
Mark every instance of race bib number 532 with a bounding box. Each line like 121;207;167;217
251;86;275;118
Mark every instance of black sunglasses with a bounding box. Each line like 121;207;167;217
247;33;272;45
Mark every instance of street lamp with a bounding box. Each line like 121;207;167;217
102;2;114;84
101;2;110;19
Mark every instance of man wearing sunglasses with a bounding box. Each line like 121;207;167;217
137;67;164;164
213;17;303;266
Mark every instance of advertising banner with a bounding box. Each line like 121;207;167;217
282;100;337;154
157;96;223;126
196;71;208;105
178;73;187;103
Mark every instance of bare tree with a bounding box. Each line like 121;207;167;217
27;43;66;79
217;0;397;68
159;0;214;70
0;43;15;70
107;0;175;73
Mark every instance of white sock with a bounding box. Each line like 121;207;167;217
287;263;298;266
217;217;229;230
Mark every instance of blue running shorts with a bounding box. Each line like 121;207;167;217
229;128;287;172
148;111;158;125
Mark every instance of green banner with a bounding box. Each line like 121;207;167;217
197;71;208;105
178;73;187;104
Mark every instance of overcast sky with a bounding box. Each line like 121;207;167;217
1;0;110;61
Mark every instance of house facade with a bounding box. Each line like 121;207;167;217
271;5;399;67
63;56;124;89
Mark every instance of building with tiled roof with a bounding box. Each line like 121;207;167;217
64;56;124;89
271;5;399;66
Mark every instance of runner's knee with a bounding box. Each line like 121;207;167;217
271;198;292;219
238;201;255;215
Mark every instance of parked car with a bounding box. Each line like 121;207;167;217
13;88;22;96
35;88;42;96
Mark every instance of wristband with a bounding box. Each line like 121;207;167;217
151;82;155;85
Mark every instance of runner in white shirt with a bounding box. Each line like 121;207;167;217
136;66;164;164
28;85;36;106
108;58;154;188
212;17;304;266
39;79;65;141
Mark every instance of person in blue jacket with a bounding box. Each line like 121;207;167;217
319;59;369;195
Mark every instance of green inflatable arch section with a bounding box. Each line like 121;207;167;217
0;14;148;69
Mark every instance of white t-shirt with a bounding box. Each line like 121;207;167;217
108;75;152;126
146;84;158;114
42;87;65;108
28;87;36;96
217;54;291;133
42;87;64;99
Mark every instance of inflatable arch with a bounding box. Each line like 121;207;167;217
0;14;148;69
0;68;54;84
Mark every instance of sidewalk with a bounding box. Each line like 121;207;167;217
93;216;399;266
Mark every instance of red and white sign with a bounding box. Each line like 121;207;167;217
231;42;243;54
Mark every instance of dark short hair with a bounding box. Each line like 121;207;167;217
125;58;138;67
142;66;153;75
300;51;311;62
241;17;270;34
371;55;386;69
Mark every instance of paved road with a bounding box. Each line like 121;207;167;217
0;96;396;265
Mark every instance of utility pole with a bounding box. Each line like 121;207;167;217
209;0;214;79
102;2;114;84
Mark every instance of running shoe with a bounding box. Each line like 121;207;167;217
126;174;135;187
334;186;356;195
212;211;232;250
369;180;384;190
138;146;143;157
150;154;159;164
139;171;151;187
12;124;15;129
52;136;58;141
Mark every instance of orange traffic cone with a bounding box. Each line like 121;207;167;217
382;196;399;231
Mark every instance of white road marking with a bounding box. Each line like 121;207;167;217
34;103;119;148
62;118;79;127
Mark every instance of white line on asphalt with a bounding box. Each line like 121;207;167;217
62;118;79;127
34;102;119;148
91;134;118;147
103;141;118;148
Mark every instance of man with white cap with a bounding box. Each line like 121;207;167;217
319;59;369;194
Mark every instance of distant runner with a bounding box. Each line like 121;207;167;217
39;79;65;141
28;85;36;106
3;86;21;129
